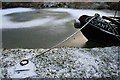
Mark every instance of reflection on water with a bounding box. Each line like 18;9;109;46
1;8;119;48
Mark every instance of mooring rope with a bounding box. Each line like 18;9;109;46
35;16;96;58
112;1;120;40
109;23;120;41
19;15;96;66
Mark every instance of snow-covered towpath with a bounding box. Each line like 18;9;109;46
0;46;119;79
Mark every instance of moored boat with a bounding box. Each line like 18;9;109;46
74;13;120;46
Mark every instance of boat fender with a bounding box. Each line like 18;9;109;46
74;19;81;28
94;13;100;18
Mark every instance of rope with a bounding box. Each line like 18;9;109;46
114;9;117;18
109;23;120;41
35;16;96;58
113;2;120;40
114;1;119;17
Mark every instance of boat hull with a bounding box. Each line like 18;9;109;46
74;15;120;46
81;24;120;46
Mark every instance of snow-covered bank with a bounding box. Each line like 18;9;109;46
0;46;119;78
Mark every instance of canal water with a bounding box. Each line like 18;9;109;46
1;8;119;48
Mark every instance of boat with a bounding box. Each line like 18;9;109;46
74;13;120;46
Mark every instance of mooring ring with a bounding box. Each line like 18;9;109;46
20;59;29;66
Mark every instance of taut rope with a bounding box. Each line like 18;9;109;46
35;16;96;58
20;14;96;66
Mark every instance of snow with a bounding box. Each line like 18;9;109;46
44;8;115;18
0;8;119;78
1;8;116;29
7;61;36;78
2;17;55;29
52;17;73;26
0;46;119;78
1;8;35;15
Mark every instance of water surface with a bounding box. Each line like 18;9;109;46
1;8;119;48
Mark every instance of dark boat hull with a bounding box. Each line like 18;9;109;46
74;15;120;46
81;24;120;46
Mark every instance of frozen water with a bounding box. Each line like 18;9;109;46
44;8;115;18
1;8;116;29
2;17;55;29
1;8;35;15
